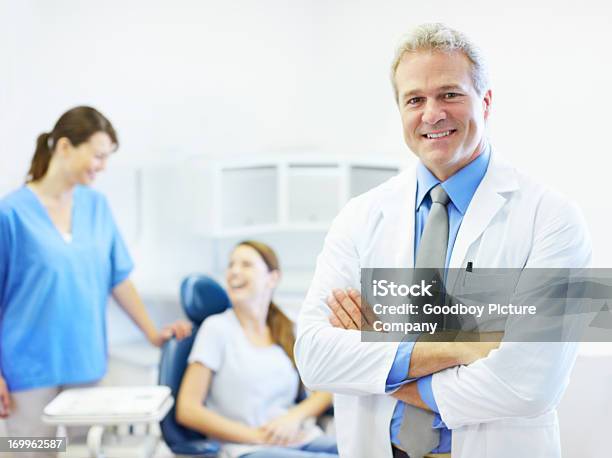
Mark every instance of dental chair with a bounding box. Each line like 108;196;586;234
158;274;230;457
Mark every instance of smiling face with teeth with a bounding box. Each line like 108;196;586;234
226;244;280;312
394;49;492;181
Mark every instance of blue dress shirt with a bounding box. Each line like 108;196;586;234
386;146;491;453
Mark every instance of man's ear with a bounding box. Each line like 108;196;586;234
483;89;493;120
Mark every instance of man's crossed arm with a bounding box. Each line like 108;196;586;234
326;288;502;411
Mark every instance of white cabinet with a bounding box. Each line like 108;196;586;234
286;164;343;226
189;154;403;236
350;165;398;198
221;165;278;228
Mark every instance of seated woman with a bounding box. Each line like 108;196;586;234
176;240;338;458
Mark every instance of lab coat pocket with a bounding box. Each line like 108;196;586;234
485;411;560;458
449;270;520;333
458;269;519;296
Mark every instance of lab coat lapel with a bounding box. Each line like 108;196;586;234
380;168;417;268
449;153;519;269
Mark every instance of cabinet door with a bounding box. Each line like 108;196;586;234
287;164;341;224
220;166;278;229
349;165;399;198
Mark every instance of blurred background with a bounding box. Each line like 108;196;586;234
1;1;610;456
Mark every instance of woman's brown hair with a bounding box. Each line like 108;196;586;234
237;240;296;366
27;106;118;182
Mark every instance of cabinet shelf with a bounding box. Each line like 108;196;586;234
188;153;403;237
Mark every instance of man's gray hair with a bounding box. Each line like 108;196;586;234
391;23;490;101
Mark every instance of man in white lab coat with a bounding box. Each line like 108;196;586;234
294;23;591;458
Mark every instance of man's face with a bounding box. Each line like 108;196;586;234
394;50;492;180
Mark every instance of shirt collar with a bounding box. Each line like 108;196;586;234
416;142;491;215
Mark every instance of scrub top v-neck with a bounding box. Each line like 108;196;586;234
24;186;76;244
0;185;134;391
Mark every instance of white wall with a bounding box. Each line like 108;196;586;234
1;0;318;181
1;0;610;299
2;0;610;269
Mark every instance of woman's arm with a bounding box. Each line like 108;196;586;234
176;362;265;444
112;279;191;346
286;391;333;421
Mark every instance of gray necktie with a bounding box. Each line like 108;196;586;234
415;184;450;268
398;184;450;458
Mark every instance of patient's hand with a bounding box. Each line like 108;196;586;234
260;411;305;446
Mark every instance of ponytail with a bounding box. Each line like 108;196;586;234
267;301;297;367
26;132;54;183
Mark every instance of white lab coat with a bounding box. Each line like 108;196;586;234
295;152;592;458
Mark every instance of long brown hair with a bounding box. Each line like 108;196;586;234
27;106;118;183
237;240;296;366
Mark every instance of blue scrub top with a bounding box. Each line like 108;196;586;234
0;185;133;391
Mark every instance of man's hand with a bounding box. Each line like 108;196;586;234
326;288;378;330
457;335;503;365
391;381;430;410
407;334;503;378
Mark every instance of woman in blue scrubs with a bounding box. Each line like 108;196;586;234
0;106;192;446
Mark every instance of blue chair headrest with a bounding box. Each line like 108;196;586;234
180;274;231;325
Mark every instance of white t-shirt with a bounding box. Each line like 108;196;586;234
188;309;321;458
